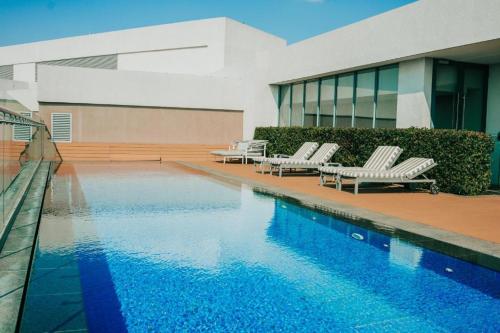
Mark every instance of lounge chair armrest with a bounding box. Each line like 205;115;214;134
229;140;242;150
273;154;289;158
323;162;342;167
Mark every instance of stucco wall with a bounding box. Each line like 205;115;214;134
396;58;433;128
39;103;243;145
37;65;244;111
0;79;38;112
117;46;216;75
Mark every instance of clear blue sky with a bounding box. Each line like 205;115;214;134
0;0;417;46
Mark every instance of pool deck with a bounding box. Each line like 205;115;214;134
183;161;500;261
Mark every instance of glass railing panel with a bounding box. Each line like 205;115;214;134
0;106;61;248
0;75;62;245
0;81;32;114
0;122;4;232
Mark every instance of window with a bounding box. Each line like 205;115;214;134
276;64;399;128
39;54;117;70
37;54;118;81
336;74;354;128
355;70;376;128
291;83;304;126
304;80;318;127
13;112;33;142
51;113;72;143
319;78;335;127
0;65;13;80
376;66;398;128
278;85;291;127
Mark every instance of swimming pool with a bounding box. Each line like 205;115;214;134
20;162;500;332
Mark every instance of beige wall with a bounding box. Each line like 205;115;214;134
39;103;243;145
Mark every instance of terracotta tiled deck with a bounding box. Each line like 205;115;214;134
190;161;500;244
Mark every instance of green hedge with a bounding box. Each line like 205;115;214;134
254;127;494;195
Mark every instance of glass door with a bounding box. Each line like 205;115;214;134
432;60;488;131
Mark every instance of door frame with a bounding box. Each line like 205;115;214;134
431;59;489;132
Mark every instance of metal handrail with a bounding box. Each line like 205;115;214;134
0;106;44;127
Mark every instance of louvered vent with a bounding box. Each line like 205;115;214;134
13;112;32;141
39;54;117;69
0;65;14;80
51;113;72;143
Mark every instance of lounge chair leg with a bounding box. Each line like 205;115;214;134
223;157;226;164
354;180;359;195
279;167;283;177
336;176;342;191
320;173;324;186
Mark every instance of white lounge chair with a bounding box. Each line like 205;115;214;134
253;142;319;174
337;157;438;194
210;140;268;164
270;143;340;177
319;146;402;187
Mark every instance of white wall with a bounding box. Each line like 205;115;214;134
222;19;286;74
0;79;38;111
220;18;286;138
396;58;433;128
266;0;500;83
0;18;227;69
117;46;220;75
37;65;244;111
13;63;36;82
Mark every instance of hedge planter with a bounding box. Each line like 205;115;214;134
254;127;494;195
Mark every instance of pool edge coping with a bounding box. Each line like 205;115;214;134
178;161;500;264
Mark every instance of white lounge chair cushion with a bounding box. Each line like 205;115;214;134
274;143;339;166
273;159;323;166
291;142;319;160
308;143;339;163
319;166;369;173
339;158;435;179
253;156;268;162
254;142;319;164
363;146;402;170
211;150;246;156
212;140;268;157
319;146;402;175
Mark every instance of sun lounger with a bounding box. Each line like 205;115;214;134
270;143;340;177
211;140;268;164
254;142;319;174
319;146;402;187
337;157;438;194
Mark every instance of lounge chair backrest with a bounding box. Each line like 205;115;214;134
363;146;402;170
236;141;250;150
291;142;319;160
248;140;268;154
389;158;436;179
309;143;339;163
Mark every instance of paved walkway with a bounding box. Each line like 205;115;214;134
191;161;500;244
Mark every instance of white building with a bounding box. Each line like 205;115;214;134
0;0;499;183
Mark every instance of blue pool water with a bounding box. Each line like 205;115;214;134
21;163;500;332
